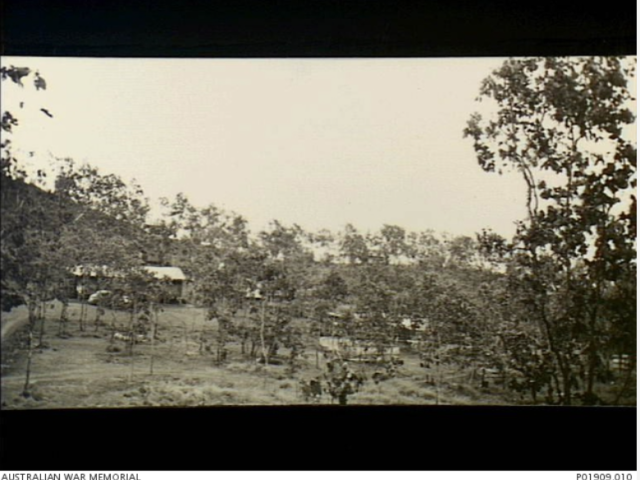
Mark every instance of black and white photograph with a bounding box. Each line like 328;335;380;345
1;56;636;410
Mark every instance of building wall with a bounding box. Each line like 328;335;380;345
165;281;184;302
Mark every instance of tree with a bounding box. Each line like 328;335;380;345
464;56;636;405
158;195;310;369
158;193;257;364
372;224;410;265
52;158;151;333
444;234;478;269
307;228;338;264
339;224;371;264
0;66;65;395
407;230;447;269
317;270;349;303
1;66;49;183
323;358;364;405
54;158;150;237
250;221;313;366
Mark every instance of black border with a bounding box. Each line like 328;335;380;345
1;0;637;58
0;406;637;470
0;0;637;472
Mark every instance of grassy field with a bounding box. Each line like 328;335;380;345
1;301;516;409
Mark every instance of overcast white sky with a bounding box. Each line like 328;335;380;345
2;56;612;238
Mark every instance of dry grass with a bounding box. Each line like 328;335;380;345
2;302;513;409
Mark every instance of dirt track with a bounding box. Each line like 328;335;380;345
1;305;29;344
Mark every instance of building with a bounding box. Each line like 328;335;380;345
141;266;187;302
71;265;188;303
318;336;401;362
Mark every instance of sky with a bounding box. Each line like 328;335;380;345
2;56;623;239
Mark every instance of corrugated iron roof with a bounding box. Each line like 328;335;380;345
142;266;187;281
72;265;186;281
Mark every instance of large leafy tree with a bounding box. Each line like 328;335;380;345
157;193;252;362
1;66;54;311
371;224;410;265
0;66;70;395
465;56;636;404
339;224;371;265
52;158;152;331
253;221;312;366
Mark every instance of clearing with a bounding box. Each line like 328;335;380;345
1;301;513;409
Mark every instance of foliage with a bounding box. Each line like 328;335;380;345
465;56;636;404
1;66;49;181
1;67;60;313
323;358;365;405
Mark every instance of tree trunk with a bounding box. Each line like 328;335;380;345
435;333;440;405
22;330;34;397
58;301;68;336
129;352;134;383
22;303;37;396
79;298;86;332
530;383;538;404
560;362;572;406
38;300;47;347
613;356;635;405
150;307;157;376
269;341;278;358
150;334;155;376
549;349;572;405
110;311;117;342
584;299;603;401
128;301;136;356
128;300;137;382
551;371;562;404
538;303;573;406
154;309;160;340
586;348;596;401
260;298;268;365
94;307;103;332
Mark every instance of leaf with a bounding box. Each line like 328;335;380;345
1;112;19;132
6;67;31;86
34;73;47;91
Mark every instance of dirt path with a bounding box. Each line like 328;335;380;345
0;363;204;385
3;303;507;408
2;364;117;384
1;307;29;344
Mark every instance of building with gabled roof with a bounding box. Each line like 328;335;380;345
72;264;188;303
